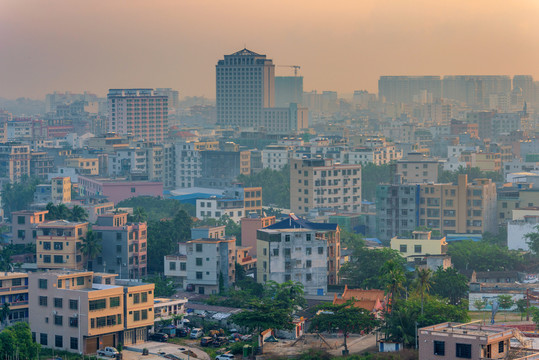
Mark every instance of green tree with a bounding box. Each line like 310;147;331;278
45;202;72;220
117;196;195;221
438;166;503;184
415;268;432;315
264;280;306;310
310;301;379;354
145;274;176;297
497;294;515;321
0;245;14;272
0;303;9;325
482;228;507;247
236;165;290;208
430;267;468;305
385;296;469;347
474;298;487;312
0;323;39;359
340;230;366;250
448;240;523;272
516;298;528;321
80;230;102;270
1;177;40;218
381;259;406;310
525;225;539;255
339;246;406;289
132;207;148;223
69;205;88;222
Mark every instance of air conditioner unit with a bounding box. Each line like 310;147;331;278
52;311;57;315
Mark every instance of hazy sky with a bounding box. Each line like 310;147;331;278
1;0;538;100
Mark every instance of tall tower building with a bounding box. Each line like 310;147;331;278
107;89;168;143
216;48;275;128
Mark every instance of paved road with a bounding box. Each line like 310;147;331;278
124;341;210;360
328;333;377;356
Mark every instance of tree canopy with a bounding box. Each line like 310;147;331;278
525;225;539;255
116;196;195;221
0;322;39;359
236;165;290;208
438;165;503;183
45;203;88;222
361;163;395;202
1;176;40;218
447;240;523;272
430;267;469;305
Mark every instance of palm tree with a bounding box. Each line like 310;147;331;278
70;205;88;222
45;202;58;220
381;259;406;312
0;303;10;325
132;207;148;223
57;204;70;220
415;268;432;315
80;230;102;270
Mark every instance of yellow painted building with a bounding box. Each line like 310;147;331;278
51;177;72;204
36;220;89;270
391;231;447;261
0;272;29;325
29;270;154;354
243;186;263;215
65;157;99;175
475;152;502;173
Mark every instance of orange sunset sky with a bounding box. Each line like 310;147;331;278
1;0;538;99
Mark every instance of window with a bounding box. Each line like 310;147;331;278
180;262;186;271
70;337;78;350
306;234;311;241
285;235;290;242
39;296;47;306
69;317;78;327
414;245;422;253
306;260;312;268
43;241;51;250
434;341;445;355
196;244;203;252
196;272;203;279
54;242;63;250
456;343;471;358
54;315;63;326
273;248;279;256
17;216;25;225
196;258;203;266
69;299;78;310
54;255;63;263
141;292;147;303
284;248;291;256
134;311;140;321
17;230;25;239
499;341;504;353
89;299;107;311
400;245;407;253
306;274;312;281
40;333;48;345
110;297;120;308
133;293;140;304
142;309;148;320
169;261;176;270
318;247;324;254
77;277;84;285
39;279;47;289
131;187;136;193
54;298;63;308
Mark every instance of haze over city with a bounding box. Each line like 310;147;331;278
1;0;539;99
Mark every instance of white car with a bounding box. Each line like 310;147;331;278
97;347;119;357
215;354;234;360
190;328;203;339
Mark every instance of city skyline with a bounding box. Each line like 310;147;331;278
1;0;538;99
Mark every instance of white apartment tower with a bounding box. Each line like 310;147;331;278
216;48;275;129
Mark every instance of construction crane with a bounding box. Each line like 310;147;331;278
277;65;301;76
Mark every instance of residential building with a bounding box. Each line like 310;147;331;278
375;182;420;241
107;89;168;143
216;48;275;129
275;76;303;107
418;322;532;360
0;142;31;182
51;177;72;204
185;237;236;295
77;176;163;204
378;76;442;104
92;212;147;278
34;184;52;204
257;215;341;292
36;220;89;270
241;214;276;257
196;148;251;189
153;297;188;326
65;157;99;176
262;144;291;170
396;152;440;184
29;270;154;354
290;158;362;215
0;272;29;325
475;152;502;173
30;151;55;180
196;197;245;222
390;231;448;262
11;209;48;245
236;246;256;274
164;254;187;285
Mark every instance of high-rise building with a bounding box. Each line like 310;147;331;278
378;76;442;104
290;158;362;215
513;75;535;104
0;142;31;183
216;48;275;128
107;89;168;143
442;76;511;106
275;76;303;107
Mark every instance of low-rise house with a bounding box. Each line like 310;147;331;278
36;220;89;270
0;272;29;327
391;231;447;262
333;285;387;317
11;209;48;245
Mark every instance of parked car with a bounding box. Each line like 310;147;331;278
200;337;214;347
177;327;189;337
149;333;169;342
97;347;119;357
190;328;203;339
213;336;228;347
215;354;235;360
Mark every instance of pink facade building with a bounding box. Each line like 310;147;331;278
240;214;276;257
78;176;163;204
107;89;168;143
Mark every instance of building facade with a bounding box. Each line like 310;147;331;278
36;220;89;270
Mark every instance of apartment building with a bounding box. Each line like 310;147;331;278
497;185;539;224
262;144;291;170
29;271;154;354
346;145;402;166
0;142;31;182
241;214;276;257
196;186;262;222
11;209;48;245
196;149;251;189
36;220;89;270
65;157;99;176
30;151;55;180
0;272;29;325
375;182;420;241
256;216;340;294
51;177;72;204
391;231;447;262
77;176;163;204
107;89;168;143
92;212;147;279
290;158;362;215
185;237;236;295
396;152;440;184
164;254;187;285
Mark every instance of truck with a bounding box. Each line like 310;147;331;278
97;347;119;357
